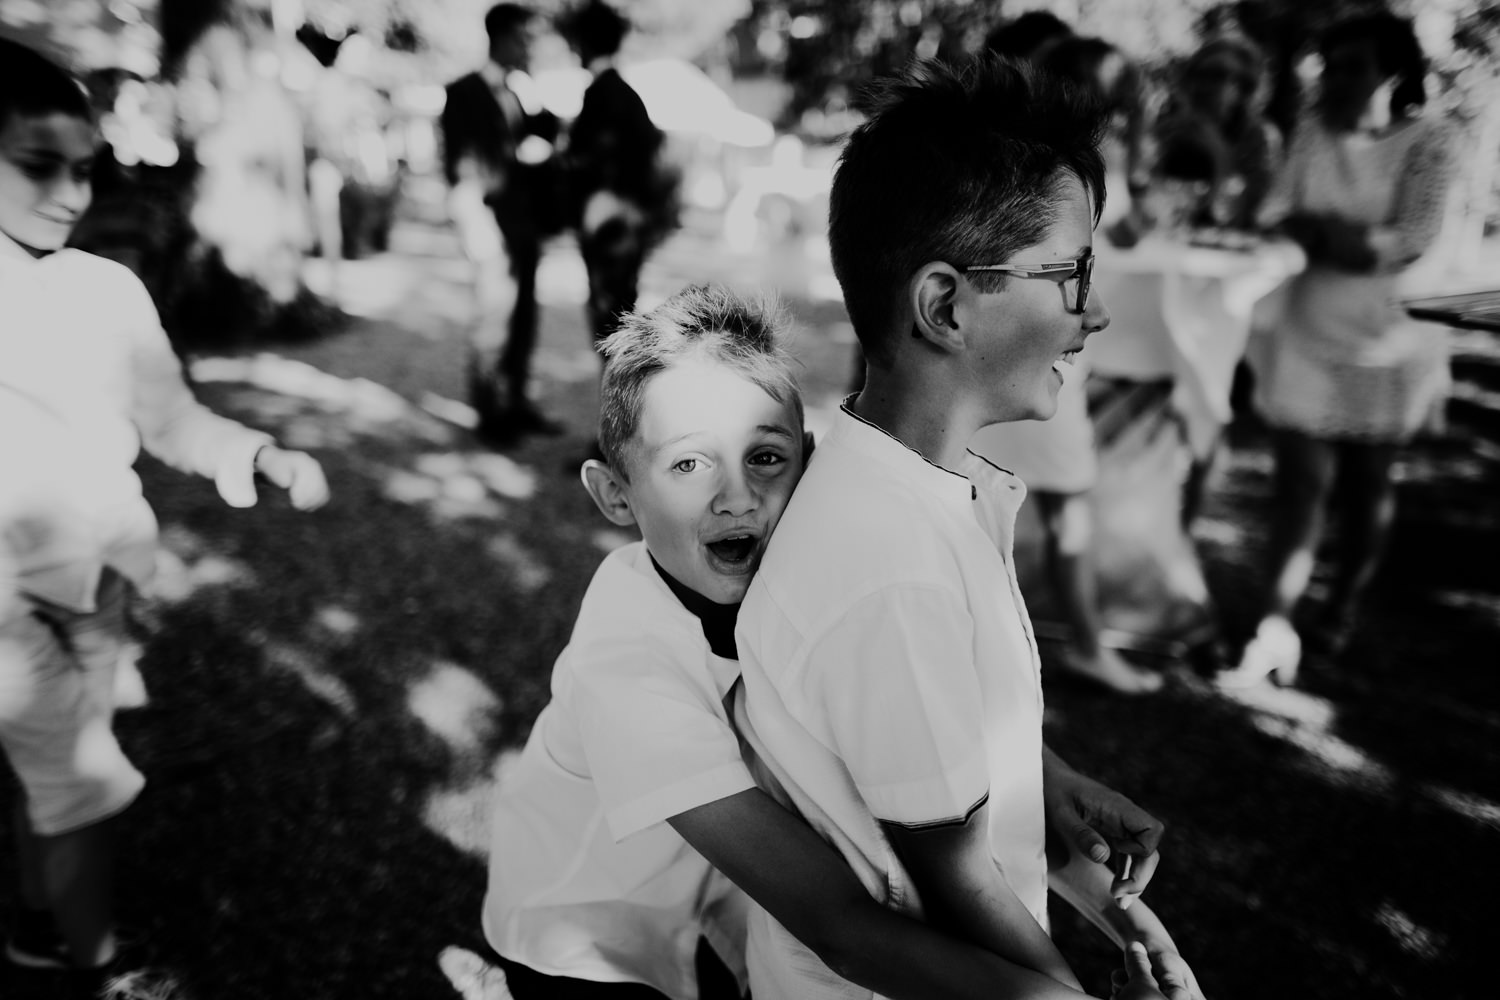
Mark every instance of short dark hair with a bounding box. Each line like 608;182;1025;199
558;0;629;61
1039;35;1141;116
484;3;534;46
597;285;802;478
828;57;1107;366
0;37;93;131
1319;11;1427;117
983;11;1073;62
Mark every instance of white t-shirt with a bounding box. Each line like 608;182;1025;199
483;542;754;1000
736;404;1048;1000
0;236;272;611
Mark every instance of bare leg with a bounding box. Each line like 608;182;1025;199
1324;440;1400;640
1263;429;1339;621
1220;429;1337;687
15;812;119;968
14;803;46;910
1042;492;1161;694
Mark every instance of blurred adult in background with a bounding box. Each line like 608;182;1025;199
177;5;310;307
305;33;406;283
1220;11;1453;688
981;9;1073;63
969;35;1163;695
441;2;563;444
1162;35;1281;231
557;1;680;367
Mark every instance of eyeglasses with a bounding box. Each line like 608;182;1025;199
957;250;1095;314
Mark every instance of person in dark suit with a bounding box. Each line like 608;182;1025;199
558;1;679;354
441;3;563;442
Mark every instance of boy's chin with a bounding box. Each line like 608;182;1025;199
692;568;753;605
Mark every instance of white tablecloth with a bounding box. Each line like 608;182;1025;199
1088;234;1306;456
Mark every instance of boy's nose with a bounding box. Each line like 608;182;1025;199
713;470;758;517
1083;286;1110;334
51;175;91;214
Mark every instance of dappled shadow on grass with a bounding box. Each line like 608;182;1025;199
1042;420;1500;1000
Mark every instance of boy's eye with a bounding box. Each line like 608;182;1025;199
17;160;60;181
748;450;786;468
671;458;699;474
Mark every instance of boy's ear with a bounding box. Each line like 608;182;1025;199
580;459;637;527
909;263;965;353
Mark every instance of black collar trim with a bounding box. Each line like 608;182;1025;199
650;554;739;659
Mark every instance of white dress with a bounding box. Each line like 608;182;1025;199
1250;114;1453;442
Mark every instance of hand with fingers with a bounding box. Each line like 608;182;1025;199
1044;756;1164;909
220;446;331;511
1109;942;1172;1000
1141;942;1206;1000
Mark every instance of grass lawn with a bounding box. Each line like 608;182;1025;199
3;204;1496;1000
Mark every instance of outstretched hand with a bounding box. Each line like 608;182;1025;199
220;446;330;510
255;446;330;510
1044;758;1164;909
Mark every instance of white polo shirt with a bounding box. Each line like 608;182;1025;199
0;235;271;611
736;404;1048;1000
483;541;754;1000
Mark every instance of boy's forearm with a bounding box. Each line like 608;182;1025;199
672;790;1095;1000
883;813;1081;989
820;899;1097;1000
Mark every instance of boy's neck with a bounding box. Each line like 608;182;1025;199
852;366;981;472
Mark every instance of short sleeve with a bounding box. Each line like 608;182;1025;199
802;585;989;829
1384;118;1453;267
572;636;754;842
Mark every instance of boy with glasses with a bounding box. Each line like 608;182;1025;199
736;58;1203;999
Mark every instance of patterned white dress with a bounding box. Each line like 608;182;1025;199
1250;113;1453;442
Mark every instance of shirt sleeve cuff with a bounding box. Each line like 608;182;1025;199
859;751;991;829
605;762;756;843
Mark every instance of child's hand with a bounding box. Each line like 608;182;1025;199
1044;761;1163;908
1110;942;1169;1000
255;447;330;510
221;446;330;510
1144;944;1205;1000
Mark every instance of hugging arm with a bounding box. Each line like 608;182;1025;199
881;803;1083;991
671;789;1095;1000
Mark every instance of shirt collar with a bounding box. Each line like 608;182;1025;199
479;61;508;90
830;396;980;509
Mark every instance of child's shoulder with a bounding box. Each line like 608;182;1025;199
47;249;152;303
573;541;696;646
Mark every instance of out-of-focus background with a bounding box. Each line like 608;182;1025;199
1;1;1498;998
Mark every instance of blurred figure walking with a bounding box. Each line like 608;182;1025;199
1221;12;1453;687
441;3;564;444
558;3;680;382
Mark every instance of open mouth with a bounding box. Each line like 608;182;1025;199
1052;349;1081;375
704;533;758;569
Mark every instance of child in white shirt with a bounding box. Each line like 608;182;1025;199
736;58;1205;1000
0;38;328;988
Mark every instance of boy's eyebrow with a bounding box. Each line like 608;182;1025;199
650;423;798;453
